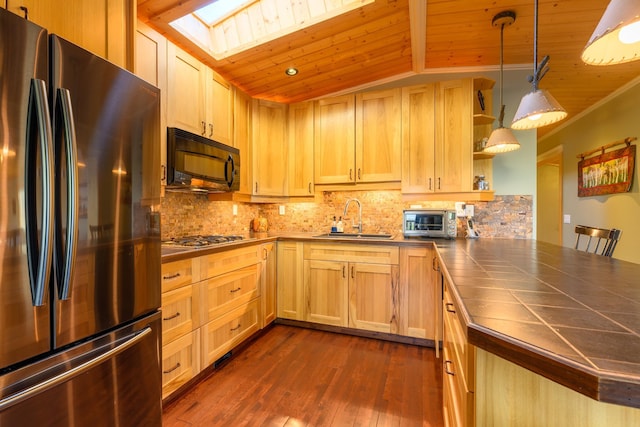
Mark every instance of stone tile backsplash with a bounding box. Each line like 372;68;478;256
160;191;532;239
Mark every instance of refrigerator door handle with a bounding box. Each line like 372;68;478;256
25;78;54;307
0;327;152;411
55;88;79;300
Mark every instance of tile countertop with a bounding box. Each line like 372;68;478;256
436;238;640;409
161;233;640;408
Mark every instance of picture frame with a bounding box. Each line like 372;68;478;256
578;144;636;197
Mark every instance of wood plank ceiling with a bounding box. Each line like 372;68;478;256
138;0;640;138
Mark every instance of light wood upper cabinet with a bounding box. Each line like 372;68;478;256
135;21;167;187
436;79;473;193
401;84;437;193
402;79;486;195
204;69;232;145
355;89;402;183
314;90;401;185
167;43;206;135
288;102;314;196
234;87;253;195
314;95;355;184
8;0;132;68
167;43;232;144
251;99;288;196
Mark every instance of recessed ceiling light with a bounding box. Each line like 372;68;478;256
285;67;298;76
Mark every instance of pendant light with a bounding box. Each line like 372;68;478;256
484;11;520;154
511;0;567;130
582;0;640;65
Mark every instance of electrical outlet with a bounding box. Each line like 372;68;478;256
465;204;474;217
455;202;466;217
563;214;571;224
232;204;238;216
279;205;285;215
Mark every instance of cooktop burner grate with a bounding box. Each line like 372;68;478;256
162;235;245;247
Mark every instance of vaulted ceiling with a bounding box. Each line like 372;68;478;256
138;0;640;138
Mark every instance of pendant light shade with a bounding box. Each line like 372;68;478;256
484;10;520;154
582;0;640;65
484;126;520;153
511;0;566;130
511;88;567;130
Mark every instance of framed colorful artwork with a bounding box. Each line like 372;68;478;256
578;144;635;197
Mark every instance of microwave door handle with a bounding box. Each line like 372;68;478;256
225;155;235;188
55;88;79;300
25;78;54;307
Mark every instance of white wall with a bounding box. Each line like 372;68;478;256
538;79;640;264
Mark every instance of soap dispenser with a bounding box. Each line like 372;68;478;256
337;216;344;233
331;216;337;233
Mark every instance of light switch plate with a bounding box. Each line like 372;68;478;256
455;202;466;217
563;214;571;224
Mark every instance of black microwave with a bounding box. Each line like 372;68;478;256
166;127;240;193
403;210;457;239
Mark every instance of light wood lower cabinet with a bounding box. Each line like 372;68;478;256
443;276;475;427
276;241;305;320
260;243;277;327
201;298;260;367
161;258;200;400
302;243;400;333
161;329;200;400
399;246;438;341
304;259;349;327
161;243;273;400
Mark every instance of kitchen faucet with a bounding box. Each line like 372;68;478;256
343;198;362;233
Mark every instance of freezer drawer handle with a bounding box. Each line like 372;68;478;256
0;327;151;411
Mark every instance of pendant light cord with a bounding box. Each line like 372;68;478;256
498;22;505;127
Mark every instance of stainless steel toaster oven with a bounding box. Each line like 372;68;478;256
403;210;457;239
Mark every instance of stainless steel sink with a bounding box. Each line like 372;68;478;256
313;232;394;239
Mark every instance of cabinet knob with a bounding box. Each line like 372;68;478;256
429;177;432;190
445;302;456;314
308;182;312;194
357;168;361;180
349;169;353;181
201;121;206;135
209;123;213;137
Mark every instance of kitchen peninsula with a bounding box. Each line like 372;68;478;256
162;234;640;426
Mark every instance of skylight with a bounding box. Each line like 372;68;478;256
171;0;373;60
194;0;247;26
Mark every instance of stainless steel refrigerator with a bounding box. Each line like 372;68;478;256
0;9;162;426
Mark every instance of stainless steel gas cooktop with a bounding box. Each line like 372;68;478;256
162;235;246;248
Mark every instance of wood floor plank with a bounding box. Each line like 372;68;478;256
163;325;443;426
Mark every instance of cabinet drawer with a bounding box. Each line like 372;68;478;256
443;345;473;427
443;285;475;390
201;299;260;366
304;243;399;264
162;329;201;400
200;245;261;279
161;284;199;345
200;263;260;324
162;259;195;293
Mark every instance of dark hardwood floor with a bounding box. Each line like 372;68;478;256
163;325;444;426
